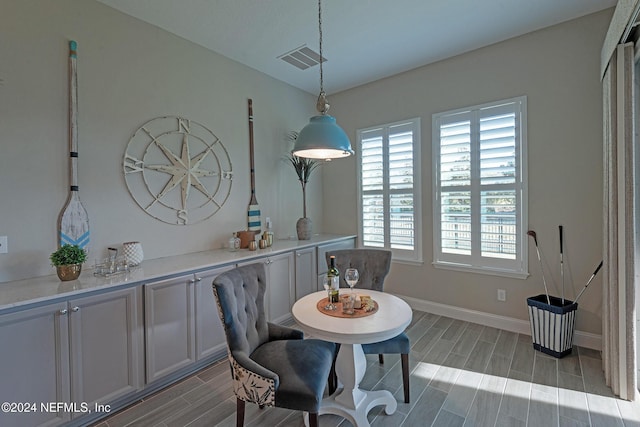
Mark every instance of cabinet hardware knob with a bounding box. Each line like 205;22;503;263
71;306;80;312
59;309;68;315
189;279;196;283
196;277;202;282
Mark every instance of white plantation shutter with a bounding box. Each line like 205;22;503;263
358;119;421;262
433;97;527;277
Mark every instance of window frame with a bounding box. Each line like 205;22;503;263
432;96;528;279
356;118;422;264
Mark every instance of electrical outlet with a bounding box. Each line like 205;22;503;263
0;236;7;254
497;289;506;302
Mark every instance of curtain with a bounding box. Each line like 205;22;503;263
602;42;638;401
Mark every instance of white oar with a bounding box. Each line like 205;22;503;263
247;99;261;232
58;40;90;252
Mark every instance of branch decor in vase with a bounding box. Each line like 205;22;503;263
287;132;321;240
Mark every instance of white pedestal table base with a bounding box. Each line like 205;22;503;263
305;343;397;427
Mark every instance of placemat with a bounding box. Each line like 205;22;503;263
316;297;379;318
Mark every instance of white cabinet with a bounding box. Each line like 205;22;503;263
145;274;196;383
238;252;295;323
316;238;356;288
295;246;317;299
0;287;143;427
0;302;70;427
69;288;143;406
266;252;295;323
194;266;233;360
145;266;232;383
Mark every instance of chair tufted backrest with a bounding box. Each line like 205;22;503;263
212;263;269;357
325;248;392;292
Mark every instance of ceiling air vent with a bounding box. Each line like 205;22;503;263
278;45;326;70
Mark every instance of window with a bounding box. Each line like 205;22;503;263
433;97;527;278
357;118;422;263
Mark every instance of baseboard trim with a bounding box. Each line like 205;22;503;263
397;294;602;351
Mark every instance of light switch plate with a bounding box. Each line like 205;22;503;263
0;236;7;254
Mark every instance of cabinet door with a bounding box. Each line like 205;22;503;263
194;266;234;360
266;252;295;323
295;247;317;299
0;302;70;427
68;287;143;408
145;275;195;383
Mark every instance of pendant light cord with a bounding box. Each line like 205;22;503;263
316;0;330;114
318;0;323;94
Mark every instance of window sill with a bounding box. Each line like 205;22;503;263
432;261;529;280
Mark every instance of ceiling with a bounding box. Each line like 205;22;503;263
97;0;616;95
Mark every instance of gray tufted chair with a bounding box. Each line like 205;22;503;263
212;263;335;427
326;248;411;403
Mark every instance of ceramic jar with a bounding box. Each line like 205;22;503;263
122;241;144;266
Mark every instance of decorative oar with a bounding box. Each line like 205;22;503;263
527;230;550;304
58;40;90;252
247;99;261;232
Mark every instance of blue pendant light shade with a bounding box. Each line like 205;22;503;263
293;115;354;159
292;0;353;160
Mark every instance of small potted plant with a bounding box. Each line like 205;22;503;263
50;244;87;281
287;132;321;240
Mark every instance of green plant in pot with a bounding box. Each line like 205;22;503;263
50;244;87;281
287;132;321;240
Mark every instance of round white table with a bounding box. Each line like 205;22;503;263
292;290;412;427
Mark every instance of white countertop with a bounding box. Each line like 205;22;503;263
0;234;355;313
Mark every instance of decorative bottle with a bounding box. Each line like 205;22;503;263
327;255;340;303
229;232;240;252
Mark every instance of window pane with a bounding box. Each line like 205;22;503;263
362;194;384;247
480;113;516;185
481;190;516;259
441;191;471;255
389;130;413;190
361;135;383;191
390;194;414;250
440;121;471;187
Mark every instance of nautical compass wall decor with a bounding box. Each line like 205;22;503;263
123;116;232;225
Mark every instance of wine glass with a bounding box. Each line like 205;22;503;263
345;268;359;295
322;275;336;310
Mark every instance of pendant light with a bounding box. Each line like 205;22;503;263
292;0;354;160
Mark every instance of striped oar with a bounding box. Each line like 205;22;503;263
247;99;261;232
58;40;90;251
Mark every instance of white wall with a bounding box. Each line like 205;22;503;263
324;9;612;336
0;0;318;282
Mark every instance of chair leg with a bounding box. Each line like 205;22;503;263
329;360;337;394
309;412;319;427
236;398;245;427
378;354;384;364
401;353;410;403
328;343;340;395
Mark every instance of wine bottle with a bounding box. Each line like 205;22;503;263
327;255;340;303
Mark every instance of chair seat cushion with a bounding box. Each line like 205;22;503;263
361;332;410;355
250;339;335;412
